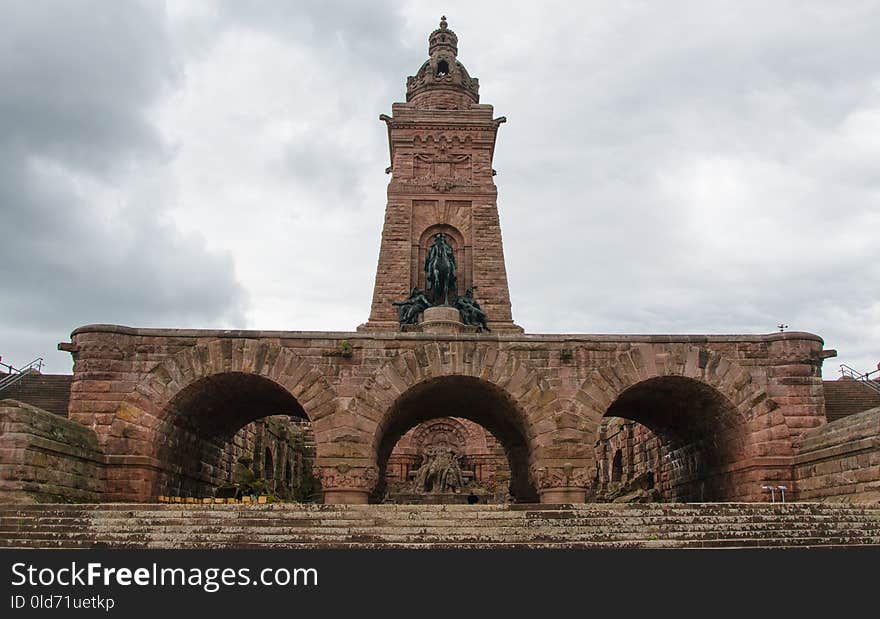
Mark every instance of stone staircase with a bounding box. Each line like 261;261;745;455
0;373;73;417
824;379;880;422
1;503;879;549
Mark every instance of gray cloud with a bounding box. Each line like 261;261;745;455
489;1;880;376
0;1;247;372
2;1;878;380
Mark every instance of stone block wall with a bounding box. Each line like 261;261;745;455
0;399;104;503
794;407;880;502
219;416;317;502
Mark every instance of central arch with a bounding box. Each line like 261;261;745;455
372;375;538;502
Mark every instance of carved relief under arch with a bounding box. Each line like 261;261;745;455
410;417;471;453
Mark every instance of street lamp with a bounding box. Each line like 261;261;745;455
777;485;787;504
761;484;777;502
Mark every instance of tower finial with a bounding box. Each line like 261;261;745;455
440;15;448;29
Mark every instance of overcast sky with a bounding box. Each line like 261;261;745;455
1;1;878;379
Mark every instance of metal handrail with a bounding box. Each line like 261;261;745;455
0;357;44;393
839;364;880;394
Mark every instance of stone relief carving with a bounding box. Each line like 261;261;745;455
410;448;467;494
532;463;592;490
314;464;378;491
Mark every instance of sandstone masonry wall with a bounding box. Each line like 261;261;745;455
0;400;104;503
60;325;829;502
794;407;880;502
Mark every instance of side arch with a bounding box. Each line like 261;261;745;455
124;339;336;423
574;344;782;430
577;344;790;501
104;340;338;500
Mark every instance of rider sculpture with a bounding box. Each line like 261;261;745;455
424;233;457;306
391;232;491;329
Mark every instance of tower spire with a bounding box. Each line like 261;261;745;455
362;19;520;333
406;15;479;109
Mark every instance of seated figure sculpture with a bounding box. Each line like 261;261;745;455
454;288;490;332
392;287;431;326
411;448;466;493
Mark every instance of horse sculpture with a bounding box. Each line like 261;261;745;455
424;232;457;306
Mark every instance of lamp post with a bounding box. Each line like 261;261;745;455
777;485;787;504
761;484;777;503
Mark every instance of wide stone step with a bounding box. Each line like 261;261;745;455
2;535;879;550
3;530;877;547
7;526;880;541
4;518;879;537
2;505;876;515
3;521;879;538
4;502;877;511
4;514;879;530
3;506;877;520
7;506;878;518
2;503;878;549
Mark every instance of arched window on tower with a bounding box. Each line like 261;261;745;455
436;60;449;76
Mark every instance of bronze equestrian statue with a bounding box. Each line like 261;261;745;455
424;233;457;306
392;234;491;330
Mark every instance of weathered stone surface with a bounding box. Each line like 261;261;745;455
0;400;103;503
49;325;838;503
794;407;880;503
1;503;878;549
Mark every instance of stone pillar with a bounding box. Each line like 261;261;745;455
417;306;468;335
533;463;591;504
323;490;370;505
539;488;587;504
315;464;377;505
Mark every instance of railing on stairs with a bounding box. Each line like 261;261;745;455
839;363;880;395
0;357;44;393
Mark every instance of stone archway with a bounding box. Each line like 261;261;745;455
151;371;307;498
577;344;789;501
104;339;337;501
339;342;597;504
385;416;511;501
373;374;537;502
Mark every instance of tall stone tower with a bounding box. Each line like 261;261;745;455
360;17;522;333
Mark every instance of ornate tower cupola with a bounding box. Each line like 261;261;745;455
406;17;480;110
360;18;521;333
